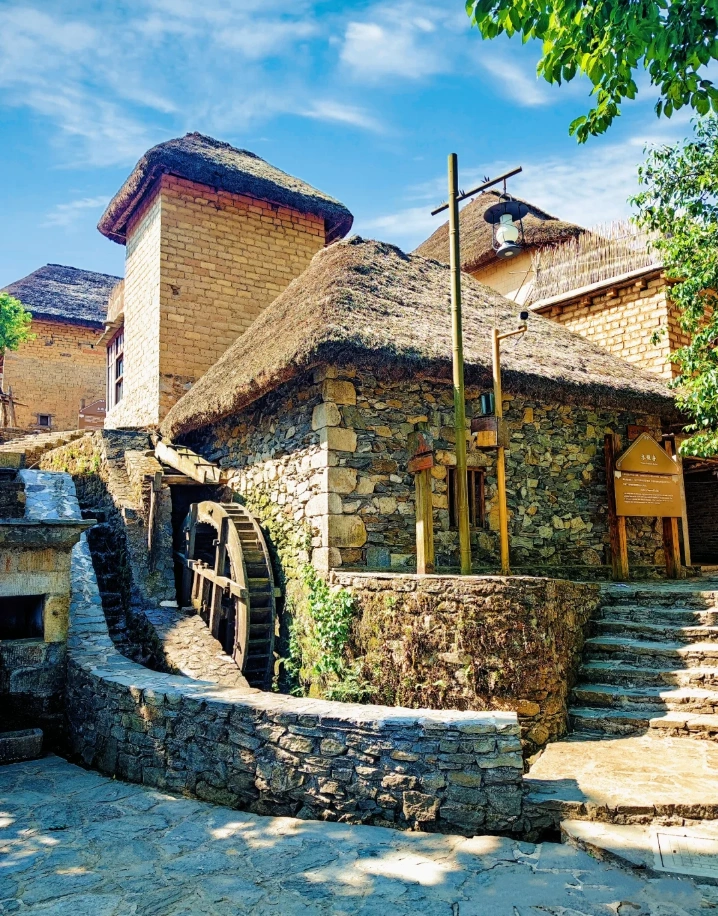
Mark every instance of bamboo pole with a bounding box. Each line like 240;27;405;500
493;329;510;575
448;153;472;575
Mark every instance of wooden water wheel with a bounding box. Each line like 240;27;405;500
178;501;276;689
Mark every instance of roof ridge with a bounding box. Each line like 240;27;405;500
182;132;262;161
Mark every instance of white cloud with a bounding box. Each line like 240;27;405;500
301;101;384;132
341;17;444;81
476;50;551;107
358;205;440;244
42;196;110;228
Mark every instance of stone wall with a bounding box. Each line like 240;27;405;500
106;174;326;428
66;498;525;837
536;274;689;381
2;317;105;431
331;572;599;757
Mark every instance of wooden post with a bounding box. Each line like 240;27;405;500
448;153;472;575
661;437;683;578
147;470;163;552
414;466;435;574
605;433;629;580
663;434;691;569
493;328;510;576
209;516;228;640
183;503;198;607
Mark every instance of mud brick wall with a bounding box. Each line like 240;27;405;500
332;572;599;756
106;175;325;428
2;318;105;431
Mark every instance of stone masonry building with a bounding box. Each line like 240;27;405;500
1;264;117;431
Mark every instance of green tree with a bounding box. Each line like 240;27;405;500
632;117;718;455
0;292;33;353
466;0;718;141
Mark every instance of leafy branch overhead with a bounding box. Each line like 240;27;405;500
632;117;718;456
466;0;718;141
0;293;33;353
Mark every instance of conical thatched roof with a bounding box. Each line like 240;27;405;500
414;191;584;273
2;264;120;328
161;237;674;440
99;132;354;245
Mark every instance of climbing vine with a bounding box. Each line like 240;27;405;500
285;564;374;701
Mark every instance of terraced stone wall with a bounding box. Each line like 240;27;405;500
332;572;599;757
67;512;526;837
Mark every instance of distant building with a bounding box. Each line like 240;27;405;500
1;264;118;431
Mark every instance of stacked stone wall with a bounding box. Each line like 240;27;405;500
3;318;105;431
67;510;525;837
331;572;599;756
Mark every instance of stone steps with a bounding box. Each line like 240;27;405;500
602;585;718;610
594;618;718;643
584;635;718;668
579;659;718;688
598;603;718;626
572;682;718;713
569;708;718;738
0;429;87;466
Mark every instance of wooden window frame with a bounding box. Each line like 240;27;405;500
36;414;52;429
107;327;124;410
447;466;486;530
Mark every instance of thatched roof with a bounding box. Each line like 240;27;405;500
161;237;674;440
2;264;120;328
99;132;354;245
414;191;584;273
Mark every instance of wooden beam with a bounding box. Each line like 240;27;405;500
162;474;206;486
414;468;435;574
662;435;690;572
155;440;227;485
605;433;629;580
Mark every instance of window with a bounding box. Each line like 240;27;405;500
447;467;485;529
37;414;51;428
107;328;124;410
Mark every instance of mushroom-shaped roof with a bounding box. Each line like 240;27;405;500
98;132;354;245
2;264;120;328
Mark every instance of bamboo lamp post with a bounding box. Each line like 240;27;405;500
431;158;523;575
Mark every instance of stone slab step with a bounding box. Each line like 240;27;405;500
572;682;718;713
579;660;718;688
601;585;718;610
584;635;718;667
599;603;718;626
569;705;718;738
595;618;718;643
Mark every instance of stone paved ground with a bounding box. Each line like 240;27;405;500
1;757;715;916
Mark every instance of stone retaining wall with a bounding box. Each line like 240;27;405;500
48;472;525;836
332;572;599;757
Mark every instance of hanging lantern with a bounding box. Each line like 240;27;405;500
483;196;529;259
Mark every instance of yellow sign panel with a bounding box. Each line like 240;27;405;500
615;471;682;518
616;433;677;476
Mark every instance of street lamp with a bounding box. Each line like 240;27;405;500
484;195;528;260
431;158;523;575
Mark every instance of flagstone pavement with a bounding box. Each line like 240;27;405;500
1;755;715;916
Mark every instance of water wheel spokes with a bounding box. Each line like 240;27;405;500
179;501;276;689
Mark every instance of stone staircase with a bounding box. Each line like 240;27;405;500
0;429;87;466
569;582;718;740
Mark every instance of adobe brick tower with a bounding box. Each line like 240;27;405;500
98;132;353;428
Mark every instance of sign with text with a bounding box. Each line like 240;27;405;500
616;432;678;476
615;470;682;518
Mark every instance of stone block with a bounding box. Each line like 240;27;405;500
328;516;367;548
320;427;357;453
366;546;390;569
312;547;343;571
402;790;439;822
312;403;342;431
305;492;343;518
326;467;358;494
322;379;356;405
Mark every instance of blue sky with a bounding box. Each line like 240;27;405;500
0;0;695;288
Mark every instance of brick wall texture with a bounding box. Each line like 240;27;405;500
470;251;535;305
2;318;105;431
537;277;689;380
106;174;325;428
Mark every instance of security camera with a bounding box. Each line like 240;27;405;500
519;310;529;321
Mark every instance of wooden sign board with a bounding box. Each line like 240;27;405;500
616;432;677;476
615;471;682;518
78;399;106;430
470;416;508;449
